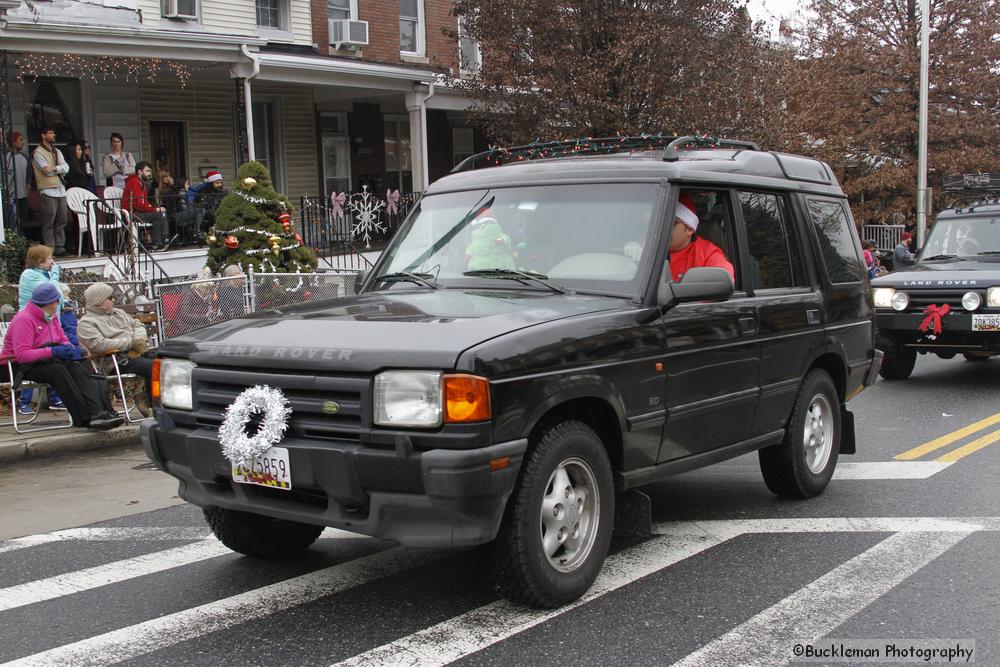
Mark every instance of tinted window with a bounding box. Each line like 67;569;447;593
807;199;863;283
740;191;805;289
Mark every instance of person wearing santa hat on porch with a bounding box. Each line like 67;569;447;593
185;170;226;240
186;169;225;207
624;192;735;283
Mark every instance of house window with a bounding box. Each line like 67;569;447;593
256;0;282;28
24;78;81;154
162;0;197;19
384;117;412;191
458;15;481;74
399;0;424;55
327;0;352;20
252;101;283;191
452;127;474;166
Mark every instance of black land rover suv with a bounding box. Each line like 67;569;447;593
142;136;880;608
873;201;1000;379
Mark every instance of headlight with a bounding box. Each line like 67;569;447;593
987;287;1000;308
159;359;195;410
374;371;442;427
873;288;895;308
962;291;982;311
890;291;910;311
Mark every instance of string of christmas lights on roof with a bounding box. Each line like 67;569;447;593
458;132;732;171
15;54;192;88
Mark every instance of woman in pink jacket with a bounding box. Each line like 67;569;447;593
2;283;123;430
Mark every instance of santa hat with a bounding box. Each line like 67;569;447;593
675;193;699;231
205;170;223;183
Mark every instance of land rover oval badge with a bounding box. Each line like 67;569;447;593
322;401;341;415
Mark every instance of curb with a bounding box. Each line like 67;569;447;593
0;423;142;463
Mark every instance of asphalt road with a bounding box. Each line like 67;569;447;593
0;353;996;666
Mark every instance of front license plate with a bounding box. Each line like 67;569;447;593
232;447;292;490
972;314;1000;332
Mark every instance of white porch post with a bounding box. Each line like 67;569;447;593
405;91;425;193
244;78;256;161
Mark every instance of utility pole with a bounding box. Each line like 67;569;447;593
916;0;930;247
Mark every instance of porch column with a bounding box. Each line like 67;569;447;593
405;91;425;193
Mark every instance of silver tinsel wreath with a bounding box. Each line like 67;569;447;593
219;385;292;468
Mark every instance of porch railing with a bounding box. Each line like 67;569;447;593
299;189;416;270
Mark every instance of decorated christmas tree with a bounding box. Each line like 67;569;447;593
204;161;318;275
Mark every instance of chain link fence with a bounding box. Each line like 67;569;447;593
247;269;360;311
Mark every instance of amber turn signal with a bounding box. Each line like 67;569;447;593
150;358;162;400
443;374;491;423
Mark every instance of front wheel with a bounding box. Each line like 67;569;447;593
877;333;916;380
759;369;841;499
204;507;323;559
490;420;614;608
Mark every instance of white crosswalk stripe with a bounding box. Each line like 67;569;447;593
0;527;211;555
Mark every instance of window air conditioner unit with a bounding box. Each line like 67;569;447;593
162;0;197;19
329;19;369;48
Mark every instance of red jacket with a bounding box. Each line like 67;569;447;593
122;173;157;214
670;236;736;283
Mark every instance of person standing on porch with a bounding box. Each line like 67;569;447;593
122;162;170;250
101;132;136;190
4;131;29;229
31;127;70;256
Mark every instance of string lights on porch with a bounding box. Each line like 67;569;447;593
14;54;192;88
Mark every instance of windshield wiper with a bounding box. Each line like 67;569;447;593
977;251;1000;255
463;268;573;294
374;271;439;289
922;254;961;261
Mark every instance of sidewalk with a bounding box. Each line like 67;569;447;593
0;418;142;463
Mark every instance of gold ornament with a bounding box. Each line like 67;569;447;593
242;177;257;190
268;236;281;244
271;246;280;255
207;234;217;243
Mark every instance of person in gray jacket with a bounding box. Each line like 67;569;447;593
77;282;154;415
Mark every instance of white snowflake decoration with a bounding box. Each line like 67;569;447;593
350;185;387;248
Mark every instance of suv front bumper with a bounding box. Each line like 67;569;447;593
877;312;1000;351
142;415;526;547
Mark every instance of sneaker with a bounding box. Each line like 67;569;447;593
18;404;34;416
87;414;124;430
48;397;67;411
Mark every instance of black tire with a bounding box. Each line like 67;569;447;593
203;506;323;559
759;369;840;499
963;353;991;362
490;420;614;608
877;333;916;380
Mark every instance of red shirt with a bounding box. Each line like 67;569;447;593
670;236;735;283
122;173;157;214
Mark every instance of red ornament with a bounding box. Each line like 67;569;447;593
278;212;291;225
225;235;239;249
303;291;313;299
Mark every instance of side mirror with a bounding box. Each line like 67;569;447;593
353;270;369;295
657;266;734;307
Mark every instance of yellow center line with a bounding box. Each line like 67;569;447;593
937;428;1000;463
895;411;1000;461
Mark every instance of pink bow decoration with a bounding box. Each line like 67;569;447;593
330;192;346;220
919;303;951;335
386;189;400;216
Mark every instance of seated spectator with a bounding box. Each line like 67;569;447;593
77;282;155;416
177;281;217;333
187;170;225;237
123;161;169;249
160;173;203;244
3;283;123;429
217;264;247;320
16;245;65;414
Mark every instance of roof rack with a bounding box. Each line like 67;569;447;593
450;134;761;173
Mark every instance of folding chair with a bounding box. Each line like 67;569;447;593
88;350;150;423
0;322;74;433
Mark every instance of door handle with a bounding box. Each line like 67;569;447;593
738;317;756;334
807;309;821;325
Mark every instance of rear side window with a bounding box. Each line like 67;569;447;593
739;191;806;289
807;199;863;283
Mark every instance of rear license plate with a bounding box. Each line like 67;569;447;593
232;447;292;490
972;314;1000;332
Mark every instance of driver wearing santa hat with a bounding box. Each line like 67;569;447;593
625;192;735;283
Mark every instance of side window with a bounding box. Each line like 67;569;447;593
685;189;739;288
807;199;864;283
739;191;806;290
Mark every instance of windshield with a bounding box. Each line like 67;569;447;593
374;183;659;295
921;216;1000;259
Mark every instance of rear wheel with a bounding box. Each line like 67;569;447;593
877;333;916;379
759;369;840;499
204;507;323;559
490;420;614;608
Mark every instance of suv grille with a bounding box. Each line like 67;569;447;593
899;289;983;313
192;366;369;441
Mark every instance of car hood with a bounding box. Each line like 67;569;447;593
872;259;1000;288
162;288;628;373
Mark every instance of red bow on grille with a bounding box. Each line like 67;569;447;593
919;303;951;335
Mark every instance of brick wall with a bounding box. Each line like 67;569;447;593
310;0;460;72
